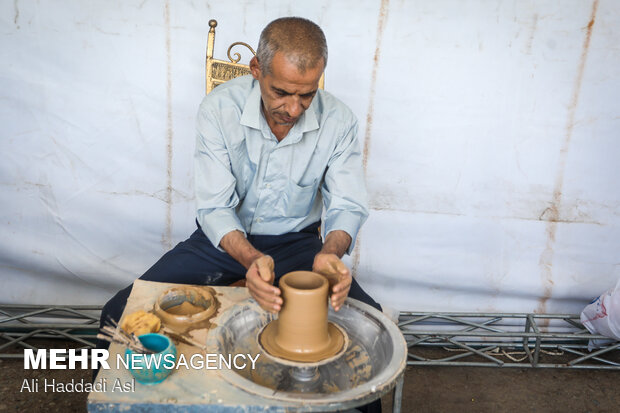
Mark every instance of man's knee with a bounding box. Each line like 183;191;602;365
100;285;133;326
348;279;381;312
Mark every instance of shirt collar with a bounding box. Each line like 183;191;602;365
240;79;320;138
240;79;262;130
298;100;319;133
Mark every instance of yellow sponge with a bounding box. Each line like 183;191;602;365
121;310;161;336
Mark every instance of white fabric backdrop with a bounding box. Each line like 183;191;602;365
1;0;618;314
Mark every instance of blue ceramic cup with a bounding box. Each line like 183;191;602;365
124;333;177;385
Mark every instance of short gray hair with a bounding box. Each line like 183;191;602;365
256;17;328;75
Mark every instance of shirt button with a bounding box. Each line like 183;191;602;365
265;183;271;189
256;217;263;223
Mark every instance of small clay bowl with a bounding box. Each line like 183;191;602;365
124;333;176;385
154;287;216;329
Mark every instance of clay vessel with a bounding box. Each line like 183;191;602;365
259;271;346;363
275;271;331;354
154;287;216;330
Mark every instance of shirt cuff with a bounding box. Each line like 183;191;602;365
197;208;246;251
323;210;367;255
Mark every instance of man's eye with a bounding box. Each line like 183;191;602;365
275;90;287;96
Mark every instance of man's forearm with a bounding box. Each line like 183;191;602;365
320;230;352;258
219;230;263;269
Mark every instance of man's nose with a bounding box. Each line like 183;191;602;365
286;97;304;118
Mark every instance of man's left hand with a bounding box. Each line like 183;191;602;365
312;253;352;311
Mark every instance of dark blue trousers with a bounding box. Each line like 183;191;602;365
100;221;381;330
98;222;381;413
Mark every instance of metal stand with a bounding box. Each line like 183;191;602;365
0;304;100;358
3;306;619;371
392;373;404;413
399;311;620;369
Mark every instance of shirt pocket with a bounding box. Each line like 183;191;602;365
284;178;318;218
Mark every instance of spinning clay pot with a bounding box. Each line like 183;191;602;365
259;271;346;363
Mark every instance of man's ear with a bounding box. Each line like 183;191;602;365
250;56;261;80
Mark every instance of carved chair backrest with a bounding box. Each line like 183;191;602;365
205;19;324;94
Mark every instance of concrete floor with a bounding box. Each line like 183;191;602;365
384;365;619;413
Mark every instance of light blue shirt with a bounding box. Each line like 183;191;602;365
194;75;368;255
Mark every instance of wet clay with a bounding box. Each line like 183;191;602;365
260;321;346;363
164;301;205;316
154;286;220;334
259;271;347;363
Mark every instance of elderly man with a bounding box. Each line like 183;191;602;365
190;16;380;314
100;16;379;325
99;15;381;413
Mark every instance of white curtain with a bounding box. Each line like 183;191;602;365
1;0;619;314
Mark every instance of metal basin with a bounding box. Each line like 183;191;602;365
208;298;406;408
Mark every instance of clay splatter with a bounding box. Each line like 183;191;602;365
14;0;19;28
524;14;538;54
536;0;598;316
354;0;391;276
362;0;390;171
163;0;173;251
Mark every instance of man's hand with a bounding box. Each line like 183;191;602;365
219;231;281;312
245;255;282;313
312;253;352;311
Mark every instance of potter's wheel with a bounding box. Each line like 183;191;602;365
209;298;407;408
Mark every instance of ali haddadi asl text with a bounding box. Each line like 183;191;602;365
20;378;134;393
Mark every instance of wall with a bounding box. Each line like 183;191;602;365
1;0;618;314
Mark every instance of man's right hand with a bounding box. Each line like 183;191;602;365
245;255;282;313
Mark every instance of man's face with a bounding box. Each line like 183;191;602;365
250;52;324;131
